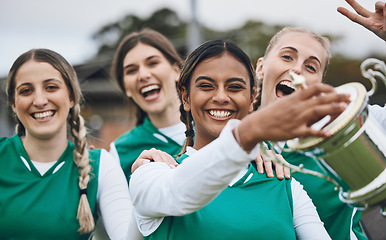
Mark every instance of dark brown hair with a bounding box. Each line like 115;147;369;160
111;28;183;126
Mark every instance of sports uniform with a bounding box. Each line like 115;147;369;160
130;120;331;240
110;117;184;180
0;134;133;239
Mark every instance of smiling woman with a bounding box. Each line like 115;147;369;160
0;48;137;239
254;27;368;239
12;61;73;141
108;29;184;181
94;28;185;240
129;39;352;240
255;27;330;109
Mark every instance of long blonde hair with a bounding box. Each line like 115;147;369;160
6;48;94;233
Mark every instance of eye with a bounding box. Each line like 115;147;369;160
46;85;59;91
306;64;317;73
19;88;32;95
197;82;214;90
148;60;159;67
125;68;137;75
227;84;245;92
281;54;292;61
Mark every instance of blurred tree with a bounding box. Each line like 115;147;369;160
90;7;385;105
91;8;188;61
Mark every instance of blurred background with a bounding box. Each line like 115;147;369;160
1;0;385;146
0;0;385;238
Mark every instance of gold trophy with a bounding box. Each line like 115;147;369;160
263;58;386;215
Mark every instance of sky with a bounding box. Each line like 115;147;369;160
0;0;385;77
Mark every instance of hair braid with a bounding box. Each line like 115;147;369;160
14;118;26;136
177;103;194;157
69;104;94;233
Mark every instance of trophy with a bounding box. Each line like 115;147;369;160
262;58;386;215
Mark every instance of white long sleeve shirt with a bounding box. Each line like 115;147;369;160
130;119;331;239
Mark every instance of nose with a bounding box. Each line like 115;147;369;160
290;62;303;75
138;66;151;81
33;91;48;107
212;87;230;104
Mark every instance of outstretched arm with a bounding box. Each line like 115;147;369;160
337;0;386;41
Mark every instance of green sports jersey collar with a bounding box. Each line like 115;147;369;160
9;134;73;177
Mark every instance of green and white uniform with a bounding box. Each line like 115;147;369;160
130;120;331;240
0;134;133;240
0;135;99;239
282;149;367;240
148;155;297;240
110;117;184;181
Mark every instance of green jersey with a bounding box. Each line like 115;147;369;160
146;154;296;240
113;117;182;181
282;150;367;240
0;135;100;240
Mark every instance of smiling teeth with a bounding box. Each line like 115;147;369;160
279;80;295;90
141;85;160;94
34;111;54;119
209;110;231;118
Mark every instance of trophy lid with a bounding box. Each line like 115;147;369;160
287;82;367;150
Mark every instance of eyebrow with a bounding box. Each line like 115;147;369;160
195;76;247;85
16;78;63;90
123;55;161;70
281;46;322;66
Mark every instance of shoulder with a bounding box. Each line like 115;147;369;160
0;135;17;150
0;137;8;144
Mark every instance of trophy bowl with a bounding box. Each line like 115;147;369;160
268;58;386;214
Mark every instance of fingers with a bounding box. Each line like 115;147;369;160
346;0;371;17
271;160;283;180
294;83;336;100
337;0;371;29
375;1;386;13
376;1;386;30
338;0;386;41
263;160;274;178
273;156;291;180
299;84;350;114
255;152;265;174
289;85;349;131
284;165;291;180
131;148;178;173
131;159;150;173
337;7;364;24
147;148;178;168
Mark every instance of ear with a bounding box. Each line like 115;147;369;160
255;57;264;81
12;104;16;113
172;64;181;83
249;86;257;113
125;88;132;98
181;86;191;112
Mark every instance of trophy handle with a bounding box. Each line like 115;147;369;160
260;142;340;189
360;58;386;97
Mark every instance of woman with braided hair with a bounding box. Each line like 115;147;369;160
0;48;136;239
129;39;351;239
109;28;290;183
